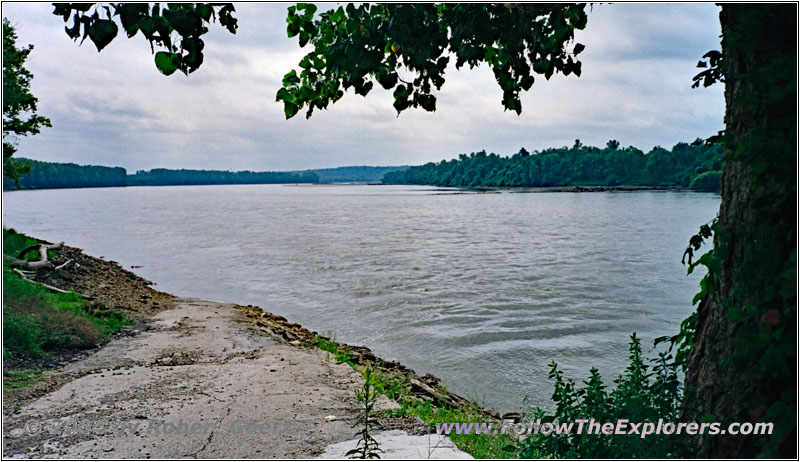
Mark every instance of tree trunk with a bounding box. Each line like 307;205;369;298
683;4;796;458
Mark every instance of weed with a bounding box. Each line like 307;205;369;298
348;366;383;459
514;334;685;458
2;231;129;358
3;369;43;389
314;334;353;365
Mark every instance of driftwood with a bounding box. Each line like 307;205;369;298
6;242;91;299
4;242;64;271
11;267;91;299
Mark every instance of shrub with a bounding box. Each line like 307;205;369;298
690;170;721;192
2;252;127;358
3;291;102;357
4;309;43;357
515;334;686;458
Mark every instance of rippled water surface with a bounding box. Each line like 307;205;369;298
3;185;720;411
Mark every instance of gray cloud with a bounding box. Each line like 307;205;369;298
2;2;724;171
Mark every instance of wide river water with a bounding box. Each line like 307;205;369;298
3;184;720;412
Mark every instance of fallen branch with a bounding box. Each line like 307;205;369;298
11;268;91;300
16;244;41;259
5;242;64;271
55;259;75;271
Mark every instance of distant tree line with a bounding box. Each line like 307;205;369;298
303;165;408;183
127;168;318;186
3;158;126;189
2;159;319;190
382;140;723;191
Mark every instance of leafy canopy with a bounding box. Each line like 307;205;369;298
3;18;52;187
277;3;588;119
50;3;587;117
52;3;238;76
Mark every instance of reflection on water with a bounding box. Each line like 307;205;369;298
2;184;720;411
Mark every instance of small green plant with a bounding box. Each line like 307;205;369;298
370;369;410;402
315;334;353;365
406;398;517;459
3;369;44;389
514;333;685;458
308;330;514;458
348;366;383;459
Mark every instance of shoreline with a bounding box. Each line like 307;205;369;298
4;183;719;194
2;236;502;457
469;184;703;193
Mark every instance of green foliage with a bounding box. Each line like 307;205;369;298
348;366;383;459
2;19;52;188
277;3;588;118
682;5;796;456
52;3;238;76
368;369;408;402
3;227;40;255
515;334;685;458
689;170;721;192
3;229;128;358
651;219;717;374
308;165;408;183
3;369;44;389
383;141;723;189
315;334;354;365
127;168;319;186
1;160;322;190
309;333;514;458
410;400;518;459
3;158;128;190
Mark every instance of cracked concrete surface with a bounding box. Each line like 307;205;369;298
3;300;396;458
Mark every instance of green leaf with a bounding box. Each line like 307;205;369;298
330;6;345;23
88;19;118;52
377;71;397;90
154;51;179;76
282;70;301;86
301;3;317;19
283;102;300;119
197;4;212;22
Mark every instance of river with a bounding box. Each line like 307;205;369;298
2;184;720;412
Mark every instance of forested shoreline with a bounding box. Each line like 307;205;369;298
1;159;321;190
2;159;413;190
382;140;723;192
127;168;319;186
3;141;722;192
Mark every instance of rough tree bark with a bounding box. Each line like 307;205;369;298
683;4;796;458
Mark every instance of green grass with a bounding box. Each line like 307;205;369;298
315;334;354;365
313;332;514;458
3;228;56;261
404;400;517;459
367;369;516;459
3;369;44;389
3;228;129;360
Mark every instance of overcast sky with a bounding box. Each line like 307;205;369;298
3;2;724;171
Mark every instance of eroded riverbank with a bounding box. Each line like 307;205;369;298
2;239;485;458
